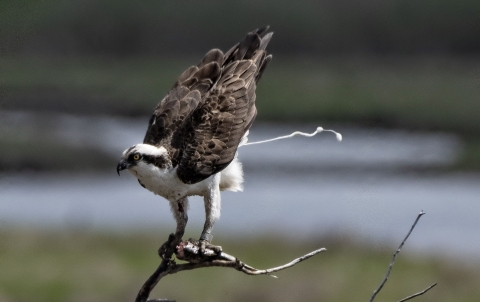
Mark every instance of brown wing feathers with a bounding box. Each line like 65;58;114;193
143;49;223;147
176;28;273;184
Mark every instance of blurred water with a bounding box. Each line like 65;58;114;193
1;114;479;259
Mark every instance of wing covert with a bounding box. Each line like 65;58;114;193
176;28;273;184
143;49;224;161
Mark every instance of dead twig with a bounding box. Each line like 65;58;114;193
397;283;437;302
136;240;326;302
369;210;434;302
137;210;434;302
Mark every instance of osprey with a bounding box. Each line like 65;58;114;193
117;27;273;257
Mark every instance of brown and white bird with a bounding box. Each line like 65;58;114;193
117;27;273;257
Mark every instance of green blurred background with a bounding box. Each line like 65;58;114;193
1;1;480;301
2;0;480;170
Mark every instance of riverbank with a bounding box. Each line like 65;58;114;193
2;55;479;133
1;228;479;302
3;55;479;170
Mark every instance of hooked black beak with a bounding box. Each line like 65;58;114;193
117;160;128;176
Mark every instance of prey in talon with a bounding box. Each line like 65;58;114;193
117;27;273;259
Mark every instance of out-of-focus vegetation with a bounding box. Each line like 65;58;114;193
1;228;479;302
2;55;479;170
1;0;480;56
2;0;479;126
0;128;112;172
2;0;480;116
2;56;480;134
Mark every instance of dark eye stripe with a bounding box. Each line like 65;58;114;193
143;154;171;169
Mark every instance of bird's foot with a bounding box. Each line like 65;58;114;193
187;238;222;256
200;240;222;255
158;233;182;260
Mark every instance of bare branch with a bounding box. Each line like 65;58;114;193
369;211;427;302
138;210;434;302
397;283;437;302
136;240;326;302
236;247;327;276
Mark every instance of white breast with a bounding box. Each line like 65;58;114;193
129;162;208;201
129;157;244;201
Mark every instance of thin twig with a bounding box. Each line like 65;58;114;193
135;240;326;302
237;248;327;276
369;211;426;302
397;283;437;302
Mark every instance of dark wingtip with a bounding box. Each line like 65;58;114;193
255;26;270;36
259;32;274;50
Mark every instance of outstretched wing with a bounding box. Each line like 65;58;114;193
143;48;224;162
176;28;273;184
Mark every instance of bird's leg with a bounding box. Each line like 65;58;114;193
196;181;222;255
158;197;189;259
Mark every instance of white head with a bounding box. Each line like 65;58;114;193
117;144;172;176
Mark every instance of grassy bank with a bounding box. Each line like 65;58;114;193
2;55;479;133
1;228;479;302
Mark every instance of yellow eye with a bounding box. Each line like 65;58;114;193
133;154;141;161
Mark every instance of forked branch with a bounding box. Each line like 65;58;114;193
136;211;435;302
369;210;436;302
135;241;326;302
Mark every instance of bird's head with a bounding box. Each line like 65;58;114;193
117;144;172;176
